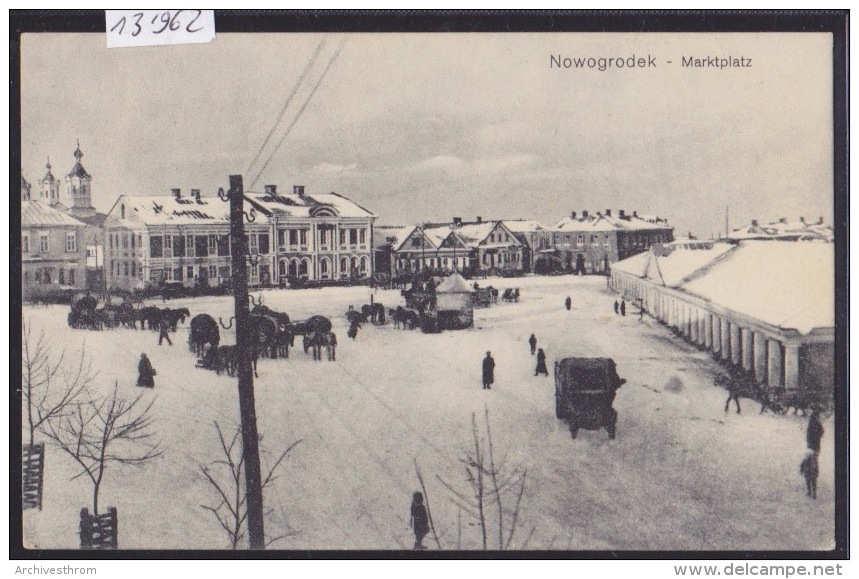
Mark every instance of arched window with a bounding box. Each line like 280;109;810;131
360;257;369;275
320;258;330;279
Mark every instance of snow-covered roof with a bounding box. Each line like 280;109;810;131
650;243;736;286
108;195;232;226
454;222;498;247
423;225;455;248
246;190;375;219
22;200;86;228
436;272;474;293
729;219;833;242
680;241;833;334
502;219;548;233
373;225;417;250
555;213;672;233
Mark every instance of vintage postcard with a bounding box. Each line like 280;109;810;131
12;12;847;557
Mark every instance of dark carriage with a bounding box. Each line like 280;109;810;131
554;357;626;439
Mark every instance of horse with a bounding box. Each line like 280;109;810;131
715;371;776;414
189;314;220;356
162;307;191;331
307;331;337;361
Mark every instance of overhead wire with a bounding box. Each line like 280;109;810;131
248;37;348;191
244;37;328;180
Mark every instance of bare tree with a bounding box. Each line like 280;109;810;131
21;320;93;447
437;408;532;550
43;381;162;515
200;422;300;549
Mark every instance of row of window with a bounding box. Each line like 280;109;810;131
22;232;77;253
398;257;469;270
551;233;665;248
24;267;76;285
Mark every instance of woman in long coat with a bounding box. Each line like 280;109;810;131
137;353;155;388
535;348;549;376
410;491;431;550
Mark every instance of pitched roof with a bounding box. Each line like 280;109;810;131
554;213;672;232
246;190;375;219
373;225;417;251
502;219;548;233
436;272;473;293
613;240;834;335
108;195;232;226
66;161;92;180
22;200;86;227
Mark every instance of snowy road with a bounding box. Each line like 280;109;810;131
21;275;834;550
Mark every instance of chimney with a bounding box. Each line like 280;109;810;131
293;185;305;196
751;219;758;226
265;184;278;196
633;211;638;218
619;209;626;218
570;211;577;219
582;210;589;219
818;216;824;225
453;217;462;226
476;216;482;223
800;216;806;224
171;188;181;200
605;209;612;217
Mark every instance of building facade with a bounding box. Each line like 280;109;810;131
21;200;88;300
552;209;674;274
103;185;375;291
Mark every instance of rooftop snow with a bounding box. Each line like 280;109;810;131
22;200;86;228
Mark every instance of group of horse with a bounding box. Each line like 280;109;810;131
715;368;831;416
191;297;339;376
67;293;190;332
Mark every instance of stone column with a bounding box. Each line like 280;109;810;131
721;318;731;360
710;314;722;354
705;313;714;350
767;339;784;388
730;323;741;366
690;308;699;343
784;343;800;389
753;332;767;383
741;328;753;371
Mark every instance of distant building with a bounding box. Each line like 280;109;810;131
552;209;674;274
21;143;107;292
21;200;88;300
610;240;834;393
501;220;553;273
728;217;833;242
103;185;375;291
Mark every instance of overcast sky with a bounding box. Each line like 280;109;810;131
20;32;833;237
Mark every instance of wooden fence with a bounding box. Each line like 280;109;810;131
79;507;118;550
22;444;45;510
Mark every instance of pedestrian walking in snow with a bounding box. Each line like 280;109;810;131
158;317;173;346
620;300;626;317
482;351;495;390
534;348;549;377
137;353;156;388
410;491;430;550
806;410;824;452
800;451;819;499
565;296;572;311
614;300;619;315
528;334;537;355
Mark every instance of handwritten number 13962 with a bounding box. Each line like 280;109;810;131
110;10;204;37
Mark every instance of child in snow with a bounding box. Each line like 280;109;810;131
800;451;819;499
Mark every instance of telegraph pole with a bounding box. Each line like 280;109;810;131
224;175;265;549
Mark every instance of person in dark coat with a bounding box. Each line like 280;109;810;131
799;451;819;499
528;334;537;355
614;300;619;314
620;300;626;316
482;351;495;390
410;491;431;550
137;353;155;388
347;321;359;340
534;348;549;376
158;316;173;346
806;410;824;452
565;296;572;311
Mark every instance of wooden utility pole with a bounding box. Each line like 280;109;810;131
226;175;265;549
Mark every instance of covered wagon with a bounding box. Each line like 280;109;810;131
555;357;626;439
434;273;474;330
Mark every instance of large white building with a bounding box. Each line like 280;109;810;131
102;185;376;291
610;240;834;393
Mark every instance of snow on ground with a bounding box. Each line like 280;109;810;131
21;275;834;550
